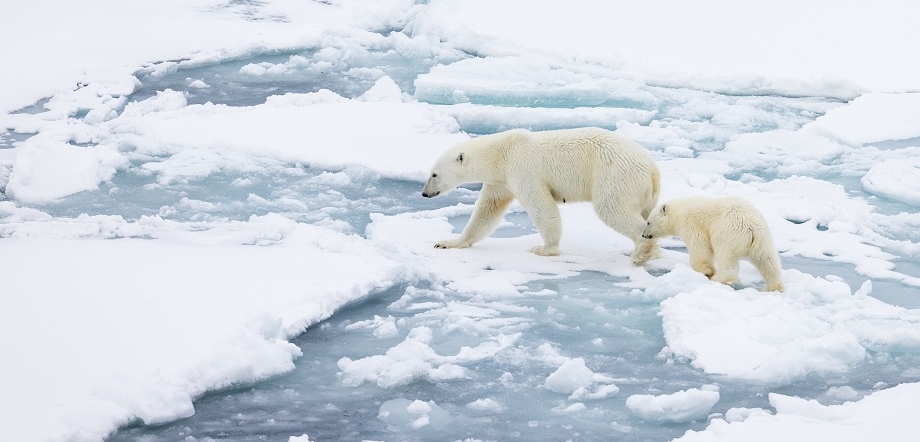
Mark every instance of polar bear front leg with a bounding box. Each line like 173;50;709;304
435;184;515;249
685;236;716;279
516;189;562;256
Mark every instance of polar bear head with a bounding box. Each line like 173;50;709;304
422;146;467;198
642;203;673;239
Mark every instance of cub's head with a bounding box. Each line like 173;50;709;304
421;147;467;198
642;203;671;239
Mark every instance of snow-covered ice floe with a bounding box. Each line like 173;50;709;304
2;1;920;441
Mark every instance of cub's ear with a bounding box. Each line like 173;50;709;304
456;152;464;164
661;204;667;215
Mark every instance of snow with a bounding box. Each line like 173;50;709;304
676;383;920;442
378;398;452;430
544;358;596;395
626;387;721;424
806;93;920;145
2;0;920;441
5;141;127;203
862;159;920;207
656;268;920;383
415;0;920;97
1;221;400;440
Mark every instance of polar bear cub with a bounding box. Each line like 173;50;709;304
422;127;661;265
642;196;784;291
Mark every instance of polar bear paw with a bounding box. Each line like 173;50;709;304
630;241;659;266
529;245;560;256
434;239;469;249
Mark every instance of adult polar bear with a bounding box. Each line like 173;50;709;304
422;127;660;265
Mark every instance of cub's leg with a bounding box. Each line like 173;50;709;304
711;246;742;286
685;235;716;279
435;184;514;249
750;249;785;292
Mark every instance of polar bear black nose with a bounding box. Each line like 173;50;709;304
642;234;652;239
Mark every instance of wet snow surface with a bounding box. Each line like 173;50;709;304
2;2;920;442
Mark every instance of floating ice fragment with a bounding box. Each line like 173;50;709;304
467;398;504;413
544;358;594;395
568;384;620;401
724;407;772;423
862;159;920;206
626;387;720;423
359;76;403;102
552;402;587;414
827;386;859;401
378;398;451;430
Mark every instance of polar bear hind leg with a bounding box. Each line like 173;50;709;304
592;198;658;265
516;185;563;256
750;249;785;292
711;246;742;286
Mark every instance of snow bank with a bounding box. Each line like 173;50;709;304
413;0;920;96
862;159;920;206
0;221;401;442
676;382;920;441
4;82;467;202
4;141;127;203
414;56;659;107
718;130;846;176
806;93;920;145
653;267;920;384
0;0;401;114
106;85;466;182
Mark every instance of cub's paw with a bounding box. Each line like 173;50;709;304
692;263;716;279
529;245;560;256
762;282;785;292
713;274;739;286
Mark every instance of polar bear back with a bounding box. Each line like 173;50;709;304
502;127;658;205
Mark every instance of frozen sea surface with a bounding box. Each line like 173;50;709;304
4;3;920;441
78;49;920;441
108;269;919;441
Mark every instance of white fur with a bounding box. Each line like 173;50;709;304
642;196;784;292
422;127;660;265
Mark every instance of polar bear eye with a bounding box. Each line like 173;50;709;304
432;173;438;178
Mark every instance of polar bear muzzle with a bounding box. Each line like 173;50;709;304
421;174;442;198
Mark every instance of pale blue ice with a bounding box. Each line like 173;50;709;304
12;45;917;442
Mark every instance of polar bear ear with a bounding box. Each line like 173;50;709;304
456;152;464;164
660;204;667;215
